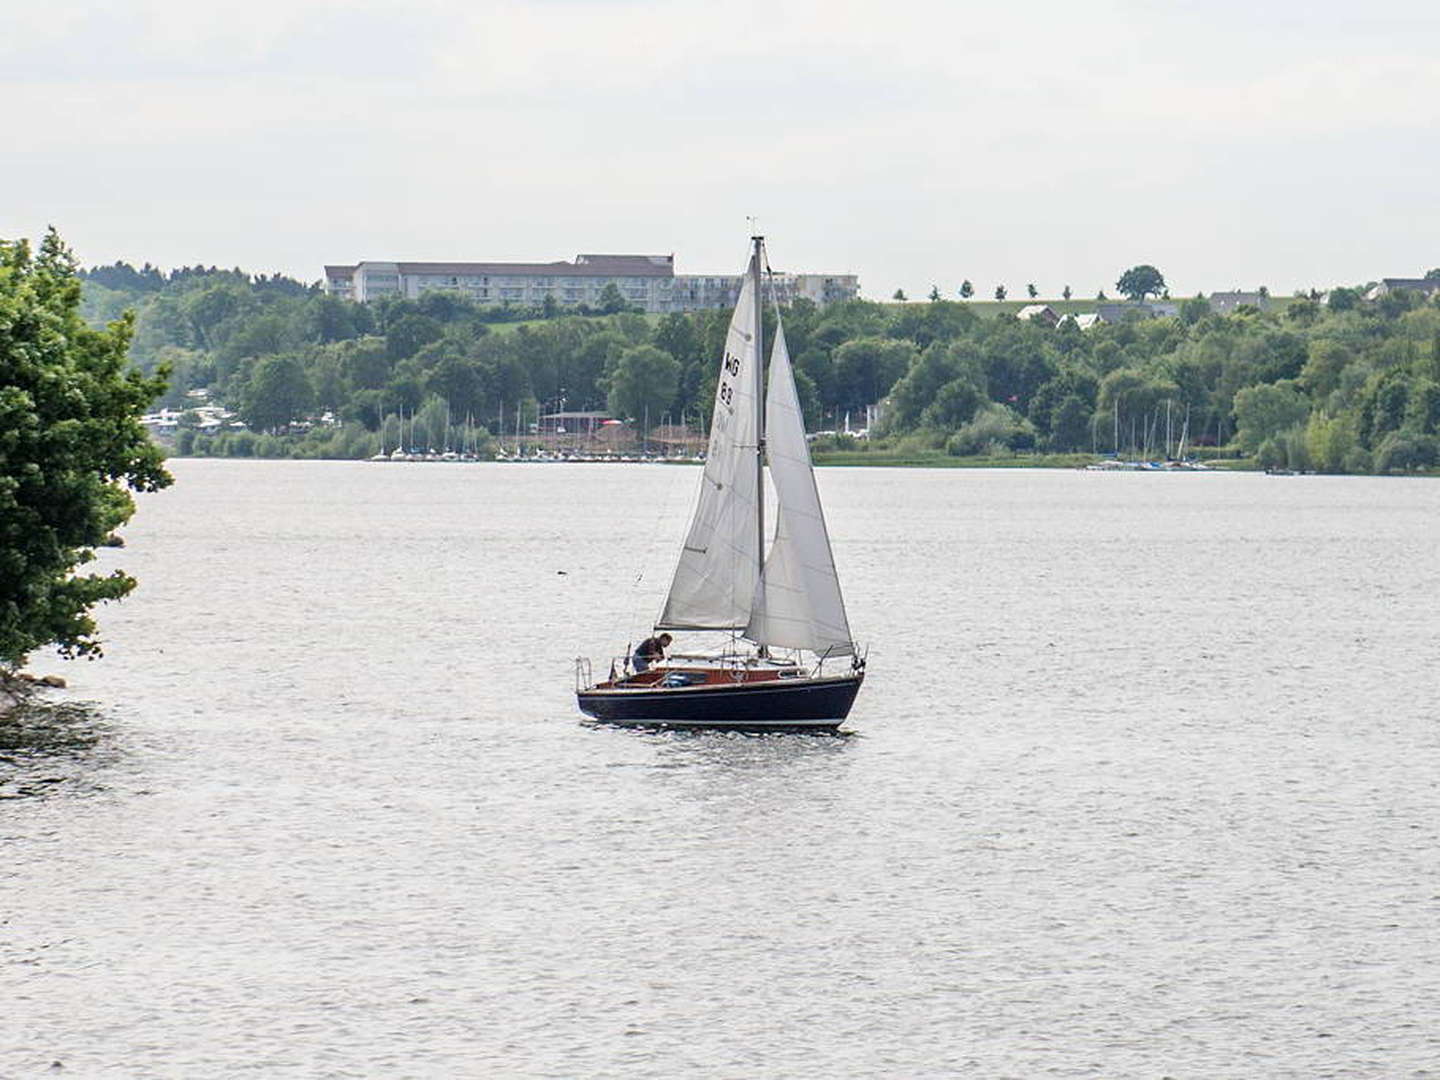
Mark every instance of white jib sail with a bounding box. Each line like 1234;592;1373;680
745;322;855;657
657;257;762;631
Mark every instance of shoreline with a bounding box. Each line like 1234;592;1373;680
151;452;1440;476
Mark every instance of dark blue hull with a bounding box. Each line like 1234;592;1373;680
577;672;864;732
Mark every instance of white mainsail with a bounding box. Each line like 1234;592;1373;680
656;255;762;631
744;323;855;656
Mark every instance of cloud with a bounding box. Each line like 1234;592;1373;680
3;0;1438;292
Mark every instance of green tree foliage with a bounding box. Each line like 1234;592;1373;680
1048;394;1093;451
1301;339;1352;399
887;300;977;349
959;280;974;299
994;285;1007;301
1027;284;1038;299
1;231;172;666
241;354;314;433
73;254;1440;474
1116;265;1166;302
1374;430;1438;473
1233;382;1309;453
597;283;628;315
385;314;443;363
886;342;985;431
1327;287;1360;312
922;380;985;430
831;338;916;413
892;288;907;301
1304;412;1358;473
946;404;1035;456
1028;369;1097;441
1180;296;1211;325
606;345;680;427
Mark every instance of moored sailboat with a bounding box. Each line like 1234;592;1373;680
576;236;865;731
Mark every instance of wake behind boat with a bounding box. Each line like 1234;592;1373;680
576;236;865;732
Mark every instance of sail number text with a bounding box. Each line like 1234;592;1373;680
718;351;742;408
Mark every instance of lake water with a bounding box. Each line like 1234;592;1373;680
5;460;1439;1078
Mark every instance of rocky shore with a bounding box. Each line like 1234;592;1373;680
0;671;66;717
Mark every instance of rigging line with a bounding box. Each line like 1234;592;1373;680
621;457;693;641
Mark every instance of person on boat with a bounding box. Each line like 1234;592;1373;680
632;633;672;673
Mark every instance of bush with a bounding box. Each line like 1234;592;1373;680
1343;447;1374;474
945;404;1036;456
1282;427;1312;472
893;430;946;456
1374;430;1438;474
225;430;258;457
1257;437;1285;471
254;434;291;458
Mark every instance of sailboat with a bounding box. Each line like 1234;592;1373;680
576;236;865;731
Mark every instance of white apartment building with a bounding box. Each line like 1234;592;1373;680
323;253;859;312
324;254;675;309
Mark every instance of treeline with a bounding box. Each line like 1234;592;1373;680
81;262;1440;472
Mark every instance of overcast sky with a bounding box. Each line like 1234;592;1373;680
4;0;1438;298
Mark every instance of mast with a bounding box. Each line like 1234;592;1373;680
752;235;766;609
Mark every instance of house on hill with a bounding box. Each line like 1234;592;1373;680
1209;291;1269;313
1095;302;1156;323
1364;277;1440;301
1058;312;1107;330
1015;304;1060;327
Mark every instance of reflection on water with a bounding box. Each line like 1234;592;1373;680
0;700;115;800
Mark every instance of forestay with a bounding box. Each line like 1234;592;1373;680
656;257;762;631
744;322;855;656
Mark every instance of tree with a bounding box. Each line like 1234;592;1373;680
920;379;984;429
1116;265;1166;302
994;285;1007;301
597;282;628;315
1;230;172;667
1047;394;1092;451
959;280;974;299
1180;296;1211;325
1327;287;1360;312
1232;382;1309;453
385;313;443;363
1374;430;1438;474
1299;339;1352;398
892;288;907;301
886;342;985;431
605;345;679;427
831;337;916;412
1304;412;1358;473
426;354;485;420
339;336;391;391
241;354;314;433
1027;283;1038;299
1062;285;1072;301
928;285;940;302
